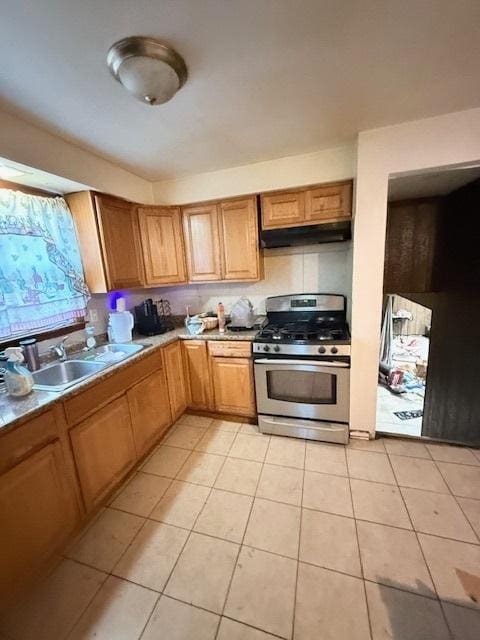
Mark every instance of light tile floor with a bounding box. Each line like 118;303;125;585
2;414;480;640
376;384;423;437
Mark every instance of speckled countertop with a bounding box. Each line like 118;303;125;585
0;328;257;432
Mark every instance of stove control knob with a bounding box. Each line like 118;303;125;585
331;346;338;355
318;346;327;354
263;345;270;352
274;345;281;353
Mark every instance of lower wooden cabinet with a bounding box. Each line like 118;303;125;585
163;341;188;421
69;396;136;511
182;340;213;410
211;356;256;417
127;368;172;457
0;441;78;602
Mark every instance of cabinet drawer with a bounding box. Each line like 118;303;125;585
208;340;252;358
64;349;163;425
0;409;59;475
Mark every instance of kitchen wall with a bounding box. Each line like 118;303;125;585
51;240;353;353
0;108;153;203
152;145;356;204
351;106;480;438
153;241;353;319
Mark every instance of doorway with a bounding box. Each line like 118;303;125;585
377;294;430;437
376;167;480;446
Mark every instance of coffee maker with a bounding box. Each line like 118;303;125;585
134;299;174;336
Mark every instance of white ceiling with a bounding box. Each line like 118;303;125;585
388;166;480;201
2;1;480;181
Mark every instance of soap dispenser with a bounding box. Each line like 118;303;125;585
4;347;34;397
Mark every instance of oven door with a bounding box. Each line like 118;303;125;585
254;358;350;423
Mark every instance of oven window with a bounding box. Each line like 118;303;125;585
266;369;337;404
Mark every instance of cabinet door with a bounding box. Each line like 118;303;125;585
95;194;145;289
211;357;256;417
163;341;188;422
220;197;260;280
0;441;78;601
127;369;172;457
261;191;305;229
182;204;222;281
138;206;187;286
70;396;136;511
182;340;212;410
305;181;352;223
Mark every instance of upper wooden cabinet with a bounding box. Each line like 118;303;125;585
261;180;353;229
66;191;145;292
260;190;305;228
137;206;187;286
220;198;260;280
182;203;222;281
182;196;260;283
95;194;145;289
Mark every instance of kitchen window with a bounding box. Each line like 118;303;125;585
0;187;89;342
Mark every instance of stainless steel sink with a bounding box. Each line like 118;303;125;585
80;342;147;364
32;360;107;391
92;343;145;358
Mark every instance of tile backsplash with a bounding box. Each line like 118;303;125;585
35;241;352;354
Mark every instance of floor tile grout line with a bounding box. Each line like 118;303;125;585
430;456;480;545
159;428;238;635
104;497;480;549
345;444;374;640
59;428;476;638
64;545;480;615
108;459;480;546
291;440;307;640
397;485;480;546
62;564;115;639
66;421;226;640
212;422;272;640
388;453;454;638
136;593;162;640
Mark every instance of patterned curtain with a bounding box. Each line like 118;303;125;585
0;189;90;339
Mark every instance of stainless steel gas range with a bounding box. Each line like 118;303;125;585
253;294;350;444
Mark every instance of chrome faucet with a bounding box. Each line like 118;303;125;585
50;336;69;362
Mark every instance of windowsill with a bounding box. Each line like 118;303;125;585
0;322;86;350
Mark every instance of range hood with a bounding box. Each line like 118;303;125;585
260;220;351;248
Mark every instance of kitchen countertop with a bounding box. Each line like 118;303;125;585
0;327;257;432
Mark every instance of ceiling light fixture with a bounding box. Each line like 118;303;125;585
107;36;187;105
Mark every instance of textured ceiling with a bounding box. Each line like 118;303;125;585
2;1;480;180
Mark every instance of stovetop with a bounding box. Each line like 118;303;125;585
253;293;351;358
255;321;350;345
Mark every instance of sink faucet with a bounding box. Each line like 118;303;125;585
50;336;69;362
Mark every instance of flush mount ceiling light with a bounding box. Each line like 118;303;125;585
107;36;187;105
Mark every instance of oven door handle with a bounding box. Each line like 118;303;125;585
254;359;350;368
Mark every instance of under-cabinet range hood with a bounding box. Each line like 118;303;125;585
260;220;351;248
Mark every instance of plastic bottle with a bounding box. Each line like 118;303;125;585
217;302;226;333
108;297;134;343
4;347;34;397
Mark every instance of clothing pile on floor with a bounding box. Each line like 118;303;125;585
380;334;429;395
